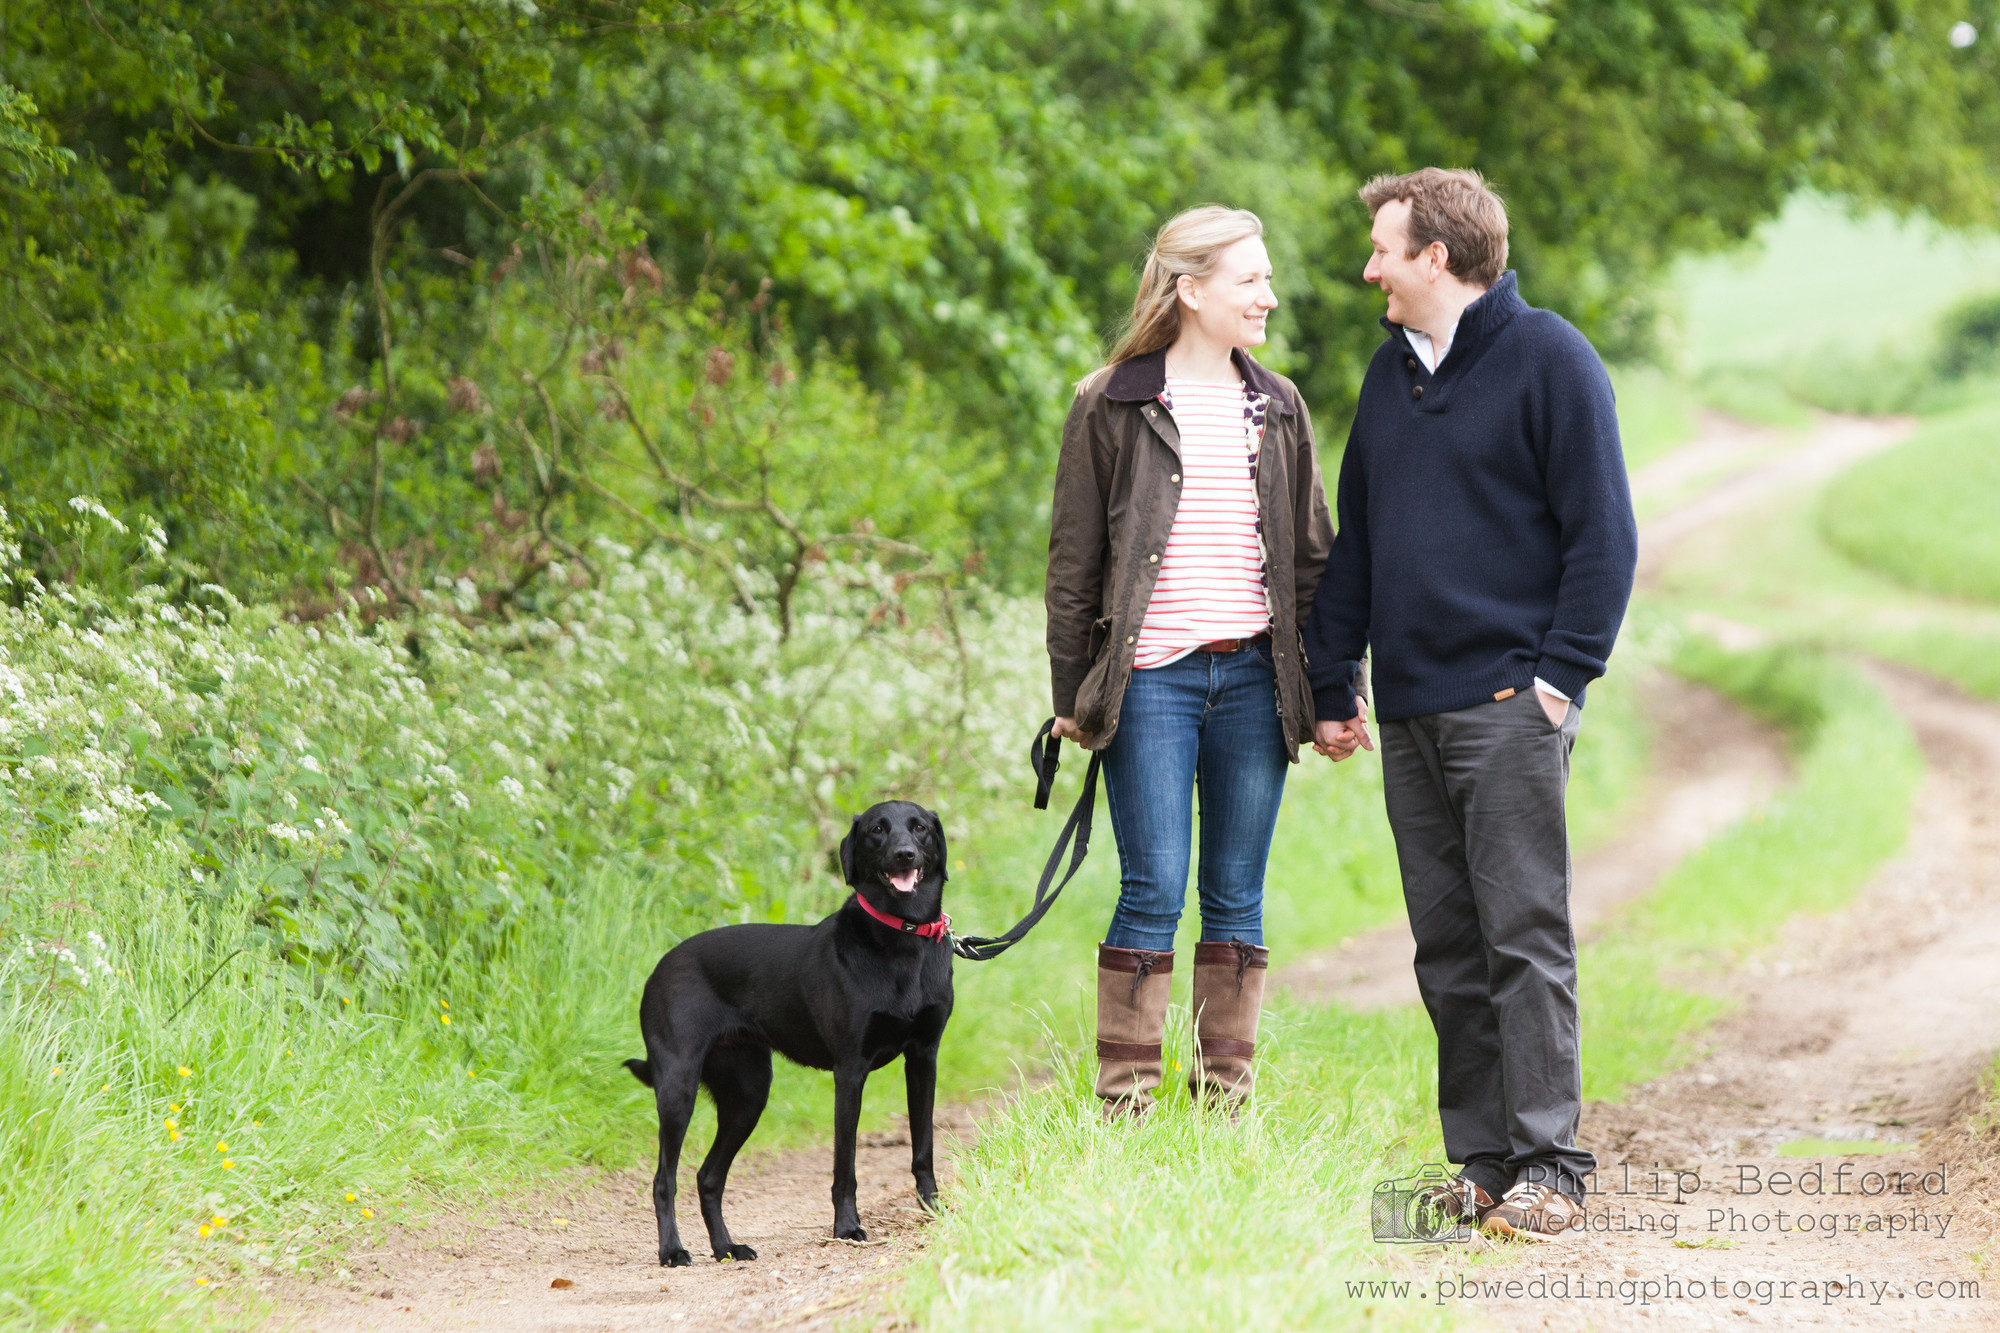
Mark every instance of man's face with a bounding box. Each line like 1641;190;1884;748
1364;200;1440;328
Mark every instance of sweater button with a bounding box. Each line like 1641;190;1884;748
1170;474;1180;483
1405;357;1418;371
1148;553;1159;563
1126;635;1135;645
1411;384;1424;400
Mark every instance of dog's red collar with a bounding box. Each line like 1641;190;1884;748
851;892;951;941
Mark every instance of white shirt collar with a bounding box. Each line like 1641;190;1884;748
1404;318;1460;374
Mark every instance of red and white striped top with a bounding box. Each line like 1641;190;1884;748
1132;376;1271;670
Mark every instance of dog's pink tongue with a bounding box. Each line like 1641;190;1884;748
888;869;922;895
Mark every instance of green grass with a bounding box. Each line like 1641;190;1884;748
1657;442;2000;703
899;999;1456;1331
1669;194;2000;417
1776;1139;1914;1158
1672;194;2000;373
1818;394;2000;604
1611;365;1702;471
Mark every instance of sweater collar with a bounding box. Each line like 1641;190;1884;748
1382;269;1524;362
1102;346;1297;414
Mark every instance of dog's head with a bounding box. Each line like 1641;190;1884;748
839;800;948;921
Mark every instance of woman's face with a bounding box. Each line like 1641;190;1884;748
1178;236;1278;349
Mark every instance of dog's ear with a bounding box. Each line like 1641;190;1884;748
928;809;948;882
838;817;860;887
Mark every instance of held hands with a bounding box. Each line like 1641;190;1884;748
1312;704;1374;762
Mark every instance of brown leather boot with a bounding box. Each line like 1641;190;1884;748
1094;944;1174;1117
1188;939;1269;1108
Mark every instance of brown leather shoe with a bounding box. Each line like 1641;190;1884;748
1188;939;1268;1108
1480;1181;1583;1242
1094;945;1174;1117
1414;1173;1498;1227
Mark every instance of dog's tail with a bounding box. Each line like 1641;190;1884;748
623;1057;654;1087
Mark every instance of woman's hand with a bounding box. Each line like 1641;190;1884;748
1051;716;1087;743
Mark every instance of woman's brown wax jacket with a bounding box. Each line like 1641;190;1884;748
1044;346;1336;761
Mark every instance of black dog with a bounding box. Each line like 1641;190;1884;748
624;800;955;1265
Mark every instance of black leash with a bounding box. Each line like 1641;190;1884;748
949;717;1100;962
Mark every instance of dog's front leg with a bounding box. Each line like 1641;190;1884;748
904;1043;940;1210
830;1062;869;1241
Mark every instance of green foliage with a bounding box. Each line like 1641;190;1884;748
1214;2;2000;362
6;2;2000;603
1817;396;2000;605
1940;291;2000;380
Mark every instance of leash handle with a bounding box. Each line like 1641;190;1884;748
1030;718;1062;811
953;717;1097;962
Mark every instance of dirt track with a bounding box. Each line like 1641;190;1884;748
267;1109;976;1332
1464;662;2000;1331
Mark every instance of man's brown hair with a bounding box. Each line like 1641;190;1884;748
1359;168;1509;288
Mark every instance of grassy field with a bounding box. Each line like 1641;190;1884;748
1672;194;2000;373
1818;394;2000;604
1663;193;2000;420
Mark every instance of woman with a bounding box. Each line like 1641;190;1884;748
1046;206;1334;1116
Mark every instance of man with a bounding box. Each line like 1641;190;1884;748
1304;168;1637;1241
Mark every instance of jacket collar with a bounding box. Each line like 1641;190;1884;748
1382;269;1524;363
1102;346;1297;415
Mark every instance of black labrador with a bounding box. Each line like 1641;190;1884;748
624;800;955;1265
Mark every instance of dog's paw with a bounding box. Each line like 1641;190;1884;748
661;1248;694;1267
716;1244;758;1262
834;1224;869;1242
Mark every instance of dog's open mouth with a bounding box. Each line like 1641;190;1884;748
884;868;922;896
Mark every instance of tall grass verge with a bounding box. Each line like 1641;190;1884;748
899;999;1454;1331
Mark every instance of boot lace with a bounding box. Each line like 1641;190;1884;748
1129;949;1167;999
1226;938;1258;988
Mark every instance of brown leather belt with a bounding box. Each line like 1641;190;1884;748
1193;632;1271;654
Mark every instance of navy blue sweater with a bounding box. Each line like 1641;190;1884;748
1303;273;1638;724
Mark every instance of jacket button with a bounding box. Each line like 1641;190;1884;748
1126;635;1135;645
1412;384;1424;401
1148;553;1159;563
1406;357;1418;371
1170;474;1180;483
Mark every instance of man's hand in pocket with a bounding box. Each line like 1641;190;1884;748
1535;687;1568;727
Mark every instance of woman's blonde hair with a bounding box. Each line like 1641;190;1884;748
1106;205;1265;366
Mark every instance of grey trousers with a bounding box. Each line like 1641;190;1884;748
1380;687;1596;1202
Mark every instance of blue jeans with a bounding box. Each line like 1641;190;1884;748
1099;642;1290;952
